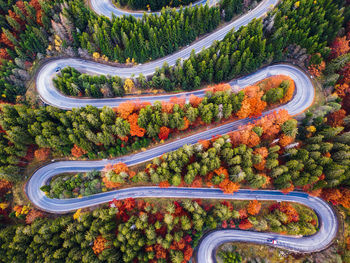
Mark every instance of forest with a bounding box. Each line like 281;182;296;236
114;0;194;11
0;198;317;262
0;77;294;181
41;107;350;201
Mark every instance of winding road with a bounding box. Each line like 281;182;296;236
28;0;338;261
37;0;278;109
90;0;208;18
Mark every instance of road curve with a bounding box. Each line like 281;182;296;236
37;0;278;109
90;0;208;19
197;190;337;262
28;63;315;213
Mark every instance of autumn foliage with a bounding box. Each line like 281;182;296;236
238;219;253;230
71;144;87;158
116;101;135;119
326;109;346;127
92;235;109;255
158;126;170;140
247;200;261;215
128;113;146;137
330;36;350;58
25;209;44;224
218;179;240;194
189;94;203;107
0;180;12;196
308;61;326;77
34;148;50;161
206;83;231;93
322;188;350;209
237;86;266;119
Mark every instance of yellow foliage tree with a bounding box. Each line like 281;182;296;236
124;78;134;93
92;52;100;60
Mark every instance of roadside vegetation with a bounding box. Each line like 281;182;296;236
0;76;294;181
113;0;195;11
0;198;317;262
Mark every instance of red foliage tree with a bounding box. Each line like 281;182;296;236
25;209;44;224
326;109;346;127
279;202;299;223
159;181;170;188
330;36;350;58
238;219;253;230
0;180;12;196
321;188;342;206
123;198;136;211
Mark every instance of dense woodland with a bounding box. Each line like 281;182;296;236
115;0;194;11
0;77;294;181
42;107;350;199
54;0;344;96
0;198;317;262
64;0;222;63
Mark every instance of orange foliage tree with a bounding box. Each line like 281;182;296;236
279;134;294;147
128;113;145;137
92;235;109;255
279;202;299;223
179;117;190;131
218;179;240;194
71;144;87;158
247;200;261;215
169;96;186;108
117;101;135;119
159;181;170;188
189;94;203;107
237;86;266;119
321;188;350;208
198;139;210;150
34;148;51;161
308;61;326;77
161;101;174;113
281;183;294;194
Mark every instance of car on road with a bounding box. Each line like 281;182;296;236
267;238;277;245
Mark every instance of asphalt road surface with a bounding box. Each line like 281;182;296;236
90;0;208;18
